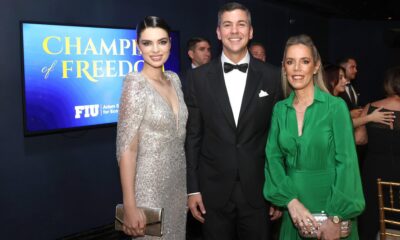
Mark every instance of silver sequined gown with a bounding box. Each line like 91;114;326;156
116;71;188;239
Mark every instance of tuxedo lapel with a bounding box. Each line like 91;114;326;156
237;59;261;128
208;60;236;129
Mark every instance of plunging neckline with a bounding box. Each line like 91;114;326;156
141;72;180;129
293;105;310;137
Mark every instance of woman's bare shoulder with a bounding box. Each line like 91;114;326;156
371;97;400;111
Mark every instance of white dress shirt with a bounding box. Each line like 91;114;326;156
221;51;250;126
187;53;250;196
345;84;358;105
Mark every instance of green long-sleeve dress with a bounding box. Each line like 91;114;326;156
264;86;365;239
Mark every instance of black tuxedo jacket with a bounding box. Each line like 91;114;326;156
179;67;193;97
185;57;281;209
338;84;359;110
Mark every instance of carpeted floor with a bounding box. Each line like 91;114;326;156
59;223;129;240
59;222;203;240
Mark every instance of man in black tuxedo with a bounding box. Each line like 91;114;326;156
183;37;212;240
185;2;281;239
338;57;369;168
338;57;360;110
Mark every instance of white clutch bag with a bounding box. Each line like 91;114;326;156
297;213;351;238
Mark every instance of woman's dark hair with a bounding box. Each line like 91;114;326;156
384;65;400;96
136;16;171;41
323;64;345;95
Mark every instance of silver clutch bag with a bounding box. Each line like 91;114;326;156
298;213;351;238
115;204;164;237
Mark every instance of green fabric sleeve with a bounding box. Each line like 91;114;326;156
264;104;298;207
325;99;365;219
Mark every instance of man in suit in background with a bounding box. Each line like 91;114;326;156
338;57;369;169
188;37;212;69
185;2;281;239
338;57;360;110
181;37;212;96
185;38;212;240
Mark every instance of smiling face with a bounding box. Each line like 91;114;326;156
138;27;171;69
283;44;320;91
333;69;348;95
216;9;253;62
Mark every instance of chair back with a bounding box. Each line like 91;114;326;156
377;178;400;240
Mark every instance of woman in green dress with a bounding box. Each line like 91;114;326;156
263;34;365;240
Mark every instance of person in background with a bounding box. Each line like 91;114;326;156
181;37;212;96
184;38;212;240
116;16;188;239
324;64;393;127
185;2;282;239
357;66;400;239
323;64;348;96
338;57;360;111
187;37;212;68
264;34;365;240
249;41;266;62
324;63;395;162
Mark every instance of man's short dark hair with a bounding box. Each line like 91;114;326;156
337;56;356;66
186;37;211;51
217;2;251;26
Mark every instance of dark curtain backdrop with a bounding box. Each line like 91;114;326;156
0;0;398;238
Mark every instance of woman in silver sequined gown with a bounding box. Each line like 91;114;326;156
116;16;188;239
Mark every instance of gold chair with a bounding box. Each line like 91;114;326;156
377;178;400;240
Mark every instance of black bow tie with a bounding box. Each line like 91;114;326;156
223;62;249;73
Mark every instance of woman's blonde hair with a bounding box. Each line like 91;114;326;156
281;34;329;97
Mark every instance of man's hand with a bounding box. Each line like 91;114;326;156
188;194;206;223
269;205;283;221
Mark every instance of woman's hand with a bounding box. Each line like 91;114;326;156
367;106;395;126
122;206;147;236
317;218;340;240
287;199;318;234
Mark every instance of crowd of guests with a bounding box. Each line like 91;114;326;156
116;1;399;239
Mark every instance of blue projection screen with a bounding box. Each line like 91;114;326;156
21;22;180;135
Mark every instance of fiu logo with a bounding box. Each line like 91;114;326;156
75;104;99;119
